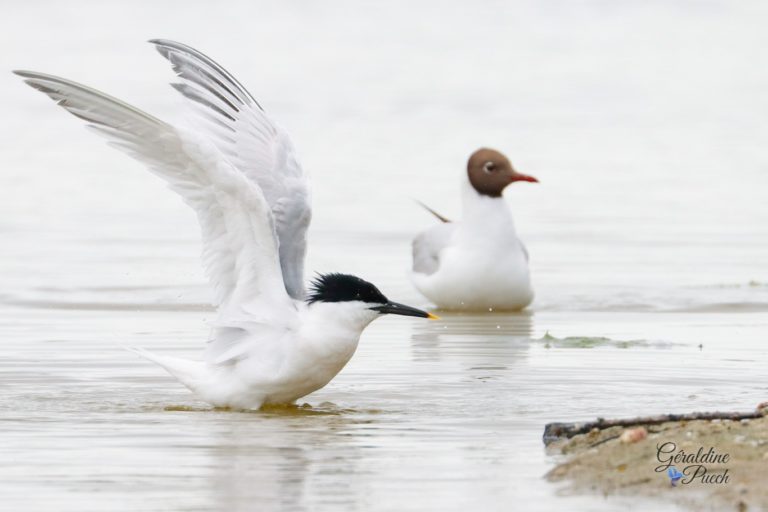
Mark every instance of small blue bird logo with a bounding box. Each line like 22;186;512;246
667;466;683;486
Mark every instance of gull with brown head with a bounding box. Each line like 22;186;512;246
411;148;538;311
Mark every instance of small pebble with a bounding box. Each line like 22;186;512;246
620;426;647;443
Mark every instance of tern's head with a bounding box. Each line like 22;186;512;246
467;148;538;198
307;273;437;324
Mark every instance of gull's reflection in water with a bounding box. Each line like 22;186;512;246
410;311;534;367
205;406;365;511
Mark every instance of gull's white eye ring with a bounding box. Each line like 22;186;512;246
482;161;496;173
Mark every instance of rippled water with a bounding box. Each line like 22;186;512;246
2;1;768;511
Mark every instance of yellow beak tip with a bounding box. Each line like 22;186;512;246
427;312;441;320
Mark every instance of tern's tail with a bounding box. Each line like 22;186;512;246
128;347;208;392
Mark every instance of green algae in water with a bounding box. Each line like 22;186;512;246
536;331;649;349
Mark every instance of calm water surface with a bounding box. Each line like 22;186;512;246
2;1;768;511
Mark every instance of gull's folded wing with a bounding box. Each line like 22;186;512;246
411;223;455;275
14;71;294;323
149;39;311;300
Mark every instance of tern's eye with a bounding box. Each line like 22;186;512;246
482;162;496;173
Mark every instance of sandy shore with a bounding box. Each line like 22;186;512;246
546;409;768;511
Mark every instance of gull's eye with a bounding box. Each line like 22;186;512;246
482;162;496;173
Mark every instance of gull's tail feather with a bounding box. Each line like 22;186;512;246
127;346;208;392
414;200;451;223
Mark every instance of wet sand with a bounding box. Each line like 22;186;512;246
547;409;768;511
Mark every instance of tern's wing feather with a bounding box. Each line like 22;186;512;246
412;222;456;275
14;70;294;322
150;39;311;300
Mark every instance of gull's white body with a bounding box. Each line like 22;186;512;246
411;181;533;311
16;40;384;409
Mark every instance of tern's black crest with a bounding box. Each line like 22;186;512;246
307;273;388;305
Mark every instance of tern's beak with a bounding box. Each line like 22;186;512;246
510;172;539;183
370;301;439;320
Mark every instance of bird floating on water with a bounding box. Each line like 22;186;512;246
15;39;436;409
410;148;537;311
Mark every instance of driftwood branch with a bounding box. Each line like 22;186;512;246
543;409;765;446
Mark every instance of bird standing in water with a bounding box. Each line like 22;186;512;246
410;148;538;311
15;40;435;409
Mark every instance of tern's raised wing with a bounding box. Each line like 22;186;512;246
14;71;295;324
149;39;311;300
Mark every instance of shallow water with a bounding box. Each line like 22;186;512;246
2;1;768;511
